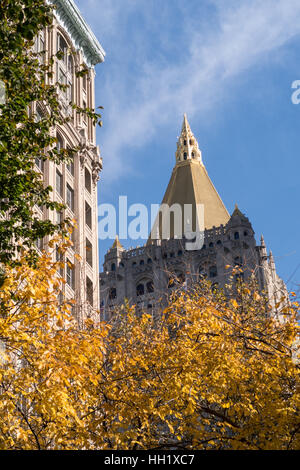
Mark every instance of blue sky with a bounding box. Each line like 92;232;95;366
76;0;300;292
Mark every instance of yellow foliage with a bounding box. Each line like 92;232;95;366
0;250;299;450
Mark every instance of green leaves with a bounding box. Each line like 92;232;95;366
0;0;102;265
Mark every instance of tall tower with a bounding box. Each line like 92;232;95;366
35;0;105;326
100;116;287;320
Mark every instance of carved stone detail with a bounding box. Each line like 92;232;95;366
92;157;103;184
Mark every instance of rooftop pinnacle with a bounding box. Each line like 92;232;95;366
111;235;124;250
150;116;230;236
175;114;203;165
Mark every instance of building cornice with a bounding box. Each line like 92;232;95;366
51;0;105;67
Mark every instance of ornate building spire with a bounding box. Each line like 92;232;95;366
260;234;268;258
175;114;203;164
111;235;124;250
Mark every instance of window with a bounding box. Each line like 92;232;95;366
35;157;44;172
66;147;74;176
83;73;87;92
184;152;187;160
66;259;75;290
85;168;92;193
244;231;249;237
111;263;116;272
35;238;43;252
86;238;93;267
209;266;218;278
57;34;68;62
146;281;154;293
147;258;152;265
68;55;73;74
136;284;144;297
36;106;43;122
234;232;240;240
209;242;214;248
140;260;144;266
66;184;74;211
86;277;93;306
57;33;73;109
217;240;222;246
109;288;117;300
34;31;45;63
56;170;63;198
56;211;63;225
56;247;64;277
85;201;92;229
178;250;183;256
56;133;64;152
67;159;74;176
83;100;87;124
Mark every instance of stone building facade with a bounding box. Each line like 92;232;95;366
35;0;105;326
100;116;287;321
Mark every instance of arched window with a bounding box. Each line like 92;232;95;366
111;263;116;272
170;252;175;258
56;133;64;152
244;231;249;237
146;281;154;293
184;140;187;146
136;284;144;297
209;266;218;278
209;242;214;248
109;288;117;300
217;240;222;246
192;152;195;158
184;152;187;160
178;250;183;256
120;262;124;268
234;232;240;240
189;139;193;145
140;259;144;266
132;262;137;267
147;258;152;265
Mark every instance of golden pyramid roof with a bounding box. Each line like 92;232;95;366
151;115;230;239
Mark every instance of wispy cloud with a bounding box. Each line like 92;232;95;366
76;0;300;185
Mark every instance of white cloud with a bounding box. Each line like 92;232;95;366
76;0;300;185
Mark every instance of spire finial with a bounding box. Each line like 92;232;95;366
175;115;202;165
111;235;123;250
